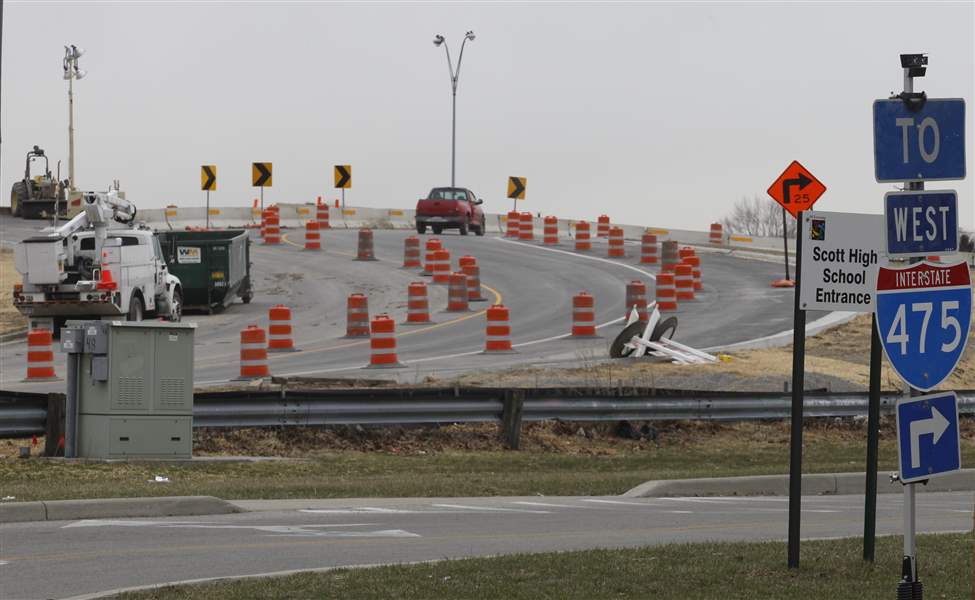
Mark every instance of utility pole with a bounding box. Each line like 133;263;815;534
63;45;86;192
433;31;476;187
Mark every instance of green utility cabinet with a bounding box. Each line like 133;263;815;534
67;321;196;459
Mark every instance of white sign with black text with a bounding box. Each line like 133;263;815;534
799;210;888;313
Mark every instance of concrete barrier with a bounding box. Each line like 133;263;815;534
0;495;240;523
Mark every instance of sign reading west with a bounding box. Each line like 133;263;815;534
252;162;272;187
201;165;216;191
884;190;958;258
507;176;526;200
334;165;351;189
873;98;966;182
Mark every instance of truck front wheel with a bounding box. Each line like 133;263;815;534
127;295;144;322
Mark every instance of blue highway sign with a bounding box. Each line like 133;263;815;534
873;98;966;182
896;391;961;483
876;261;972;391
884;190;958;258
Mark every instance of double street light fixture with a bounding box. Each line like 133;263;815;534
63;44;86;192
433;30;475;187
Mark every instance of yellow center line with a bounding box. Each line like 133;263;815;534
198;234;503;364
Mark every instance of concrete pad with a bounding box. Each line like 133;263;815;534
625;469;975;497
41;495;240;522
0;501;47;523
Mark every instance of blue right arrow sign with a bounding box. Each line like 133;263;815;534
896;391;962;483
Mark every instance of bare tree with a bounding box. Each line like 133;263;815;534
721;195;797;237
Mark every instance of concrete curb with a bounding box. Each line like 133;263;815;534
0;495;240;524
0;327;29;343
623;469;975;498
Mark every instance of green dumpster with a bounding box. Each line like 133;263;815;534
156;230;253;312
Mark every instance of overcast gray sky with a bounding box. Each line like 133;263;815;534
2;1;973;231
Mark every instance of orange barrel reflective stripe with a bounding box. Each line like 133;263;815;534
356;228;376;261
656;273;678;312
519;212;534;241
422;238;442;275
571;293;597;338
304;220;321;250
367;314;403;368
574;221;592;252
597;215;610;238
709;223;723;245
458;255;485;301
267;305;296;351
675;263;695;301
625;280;648;321
403;236;421;268
25;328;57;381
608;227;625;258
446;272;470;312
238;326;269;379
640;233;658;264
317;197;331;229
431;248;451;284
543;216;559;245
264;208;280;244
506;211;520;238
405;282;431;324
346;294;370;337
687;255;703;291
484;304;513;352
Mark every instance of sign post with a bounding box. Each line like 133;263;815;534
767;161;826;569
507;176;526;211
201;165;216;230
871;53;967;595
335;165;351;208
252;162;272;213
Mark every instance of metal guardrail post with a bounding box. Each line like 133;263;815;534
502;390;524;450
44;393;65;456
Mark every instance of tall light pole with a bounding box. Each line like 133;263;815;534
63;44;86;192
433;31;475;187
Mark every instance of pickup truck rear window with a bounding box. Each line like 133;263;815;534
429;188;469;201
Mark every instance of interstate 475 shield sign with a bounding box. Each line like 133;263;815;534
876;261;972;391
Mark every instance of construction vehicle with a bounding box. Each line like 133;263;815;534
10;146;67;219
12;190;183;333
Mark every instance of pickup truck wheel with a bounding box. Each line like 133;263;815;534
127;295;144;322
432;225;443;235
416;223;427;234
459;220;469;236
474;219;485;236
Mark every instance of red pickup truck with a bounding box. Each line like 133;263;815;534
415;187;486;236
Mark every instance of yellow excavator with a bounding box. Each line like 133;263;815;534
10;145;67;219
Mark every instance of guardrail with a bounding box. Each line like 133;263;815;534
4;388;974;451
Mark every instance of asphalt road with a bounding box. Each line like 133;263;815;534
1;215;821;390
0;492;970;599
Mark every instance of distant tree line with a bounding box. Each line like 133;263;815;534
720;195;797;238
961;232;974;253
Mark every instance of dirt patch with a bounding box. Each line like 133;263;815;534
0;248;27;335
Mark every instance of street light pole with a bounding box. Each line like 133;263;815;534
434;31;475;187
63;45;86;193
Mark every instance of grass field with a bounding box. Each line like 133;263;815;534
115;533;973;600
3;421;973;502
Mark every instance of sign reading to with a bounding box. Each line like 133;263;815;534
766;161;826;218
896;391;961;483
798;211;887;312
201;165;216;191
334;165;351;189
876;261;972;391
177;246;202;264
873;98;966;182
884;190;958;258
507;176;526;200
252;163;272;187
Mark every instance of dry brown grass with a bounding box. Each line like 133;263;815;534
0;248;26;335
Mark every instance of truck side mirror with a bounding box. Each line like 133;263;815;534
475;199;484;205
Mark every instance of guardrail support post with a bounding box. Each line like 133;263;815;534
502;390;524;450
45;392;65;457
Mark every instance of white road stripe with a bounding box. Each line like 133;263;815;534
511;501;577;508
582;499;657;507
495;237;657;281
431;503;550;514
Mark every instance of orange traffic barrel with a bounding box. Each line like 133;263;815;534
506;211;520;238
304;220;321;250
267;305;296;351
656;273;678;312
675;263;695;301
571;293;598;338
405;282;431;324
625;280;648;321
403;236;421;268
597;215;610;238
608;227;625;258
519;212;534;241
709;223;723;245
543;216;559;245
446;272;470;312
238;325;269;379
575;221;592;252
346;293;370;337
264;206;281;244
24;329;57;381
422;238;442;275
459;255;485;301
317;197;331;229
661;240;679;273
367;314;403;368
640;233;658;264
484;304;514;353
431;248;451;284
356;228;377;261
687;255;703;291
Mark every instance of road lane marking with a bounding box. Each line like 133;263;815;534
511;501;577;508
431;503;550;514
495;237;656;280
581;499;661;507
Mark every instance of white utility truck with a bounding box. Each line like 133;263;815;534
13;190;183;333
